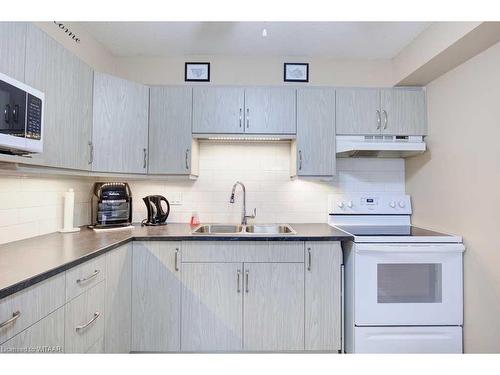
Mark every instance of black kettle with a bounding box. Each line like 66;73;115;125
142;195;170;226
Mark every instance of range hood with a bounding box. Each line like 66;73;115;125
336;135;426;158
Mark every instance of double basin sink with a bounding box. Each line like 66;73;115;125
192;224;296;235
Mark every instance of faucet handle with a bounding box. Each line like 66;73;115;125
249;208;256;219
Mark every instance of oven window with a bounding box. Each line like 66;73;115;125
377;263;442;303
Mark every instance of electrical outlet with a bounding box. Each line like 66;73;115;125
169;192;182;205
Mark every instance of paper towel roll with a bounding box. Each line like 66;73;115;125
60;188;80;233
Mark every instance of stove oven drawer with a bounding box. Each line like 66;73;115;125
354;326;462;353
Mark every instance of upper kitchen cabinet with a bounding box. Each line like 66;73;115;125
149;86;198;176
243;87;296;134
192;87;244;134
0;22;27;82
336;88;380;135
336;87;427;136
294;88;336;177
25;25;94;170
92;72;149;174
380;88;427;136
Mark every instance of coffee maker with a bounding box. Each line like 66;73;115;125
142;195;170;226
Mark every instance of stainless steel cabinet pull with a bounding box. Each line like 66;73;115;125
88;141;94;165
174;248;180;271
245;270;249;293
298;150;303;170
76;269;100;284
246;108;250;128
0;311;21;329
239;108;242;128
376;110;381;130
185;149;190;170
143;148;147;169
307;248;312;271
237;270;241;293
75;312;100;332
341;264;345;354
382;110;388;129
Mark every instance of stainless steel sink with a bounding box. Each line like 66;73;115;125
245;224;296;235
191;224;296;235
191;224;244;234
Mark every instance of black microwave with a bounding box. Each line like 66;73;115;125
0;72;44;154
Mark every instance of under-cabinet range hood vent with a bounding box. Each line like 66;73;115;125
336;135;426;158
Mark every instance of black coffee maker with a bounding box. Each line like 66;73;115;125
142;195;170;226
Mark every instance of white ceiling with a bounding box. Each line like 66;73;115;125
79;22;431;59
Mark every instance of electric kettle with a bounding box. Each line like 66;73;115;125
142;195;170;226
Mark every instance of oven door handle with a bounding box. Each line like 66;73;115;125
355;246;465;254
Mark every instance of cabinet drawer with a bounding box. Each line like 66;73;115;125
65;255;106;302
86;337;104;353
0;307;64;353
65;281;105;353
182;241;304;263
0;273;65;344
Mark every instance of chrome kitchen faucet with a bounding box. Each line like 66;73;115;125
229;181;256;225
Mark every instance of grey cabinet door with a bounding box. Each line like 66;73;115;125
243;263;304;351
305;242;342;351
244;87;296;134
192;87;244;134
381;88;427;135
181;262;243;352
25;25;93;170
105;244;132;353
92;72;149;173
296;88;336;177
132;241;181;352
0;22;27;82
149;87;192;174
336;88;380;135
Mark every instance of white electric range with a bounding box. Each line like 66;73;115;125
328;194;464;354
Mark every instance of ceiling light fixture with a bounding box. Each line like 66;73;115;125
262;28;267;37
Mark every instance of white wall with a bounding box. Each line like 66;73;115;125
406;40;500;353
0;174;92;244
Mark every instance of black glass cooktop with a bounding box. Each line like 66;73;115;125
335;225;450;237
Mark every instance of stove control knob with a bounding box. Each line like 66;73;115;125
337;201;344;208
389;201;396;208
347;201;353;208
398;200;406;208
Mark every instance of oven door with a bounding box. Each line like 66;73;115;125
354;243;464;326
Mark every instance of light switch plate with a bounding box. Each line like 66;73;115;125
169;192;182;205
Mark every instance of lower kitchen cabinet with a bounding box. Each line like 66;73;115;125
243;262;304;351
305;242;343;351
64;281;105;353
132;241;181;352
181;263;243;352
0;307;65;353
105;244;132;353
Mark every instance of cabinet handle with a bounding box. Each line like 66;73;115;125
143;148;147;169
75;312;100;332
382;110;388;130
88;141;94;165
376;110;381;130
245;270;249;293
76;269;100;284
0;311;21;329
239;108;242;128
341;264;345;354
185;149;190;170
237;269;241;293
307;247;312;271
174;248;180;271
298;150;303;170
246;108;250;128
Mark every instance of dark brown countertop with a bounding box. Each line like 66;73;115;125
0;223;351;299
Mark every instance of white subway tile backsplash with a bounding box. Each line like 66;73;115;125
0;142;405;244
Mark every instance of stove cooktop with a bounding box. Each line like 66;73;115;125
334;225;462;243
